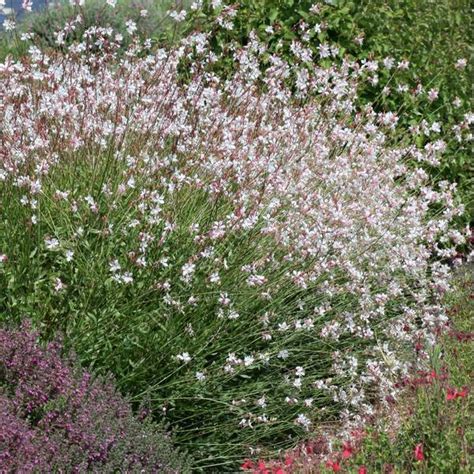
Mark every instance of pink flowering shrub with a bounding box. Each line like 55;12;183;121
0;321;191;472
0;14;469;469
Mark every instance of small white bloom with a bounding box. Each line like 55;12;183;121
296;413;311;429
121;272;134;284
109;259;121;273
169;9;187;22
45;237;60;251
3;19;16;31
382;56;394;69
278;322;290;332
181;262;196;282
455;58;467;70
277;350;289;359
427;88;439;102
126;20;137;35
219;292;230;306
177;352;192;363
244;355;254;367
247;274;267;287
295;366;305;377
195;371;206;381
54;278;66;292
397;60;410;70
256;396;267;408
209;272;221;284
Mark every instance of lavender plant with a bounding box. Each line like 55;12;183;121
0;6;470;470
0;321;191;472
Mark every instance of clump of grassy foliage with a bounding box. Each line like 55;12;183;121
2;1;471;215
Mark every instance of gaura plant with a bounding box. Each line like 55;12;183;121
0;8;470;469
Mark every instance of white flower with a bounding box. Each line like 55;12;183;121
209;272;221;284
54;278;66;292
278;322;290;332
3;19;16;31
397;60;410;70
455;58;467;70
452;97;462;108
121;272;134;284
243;355;254;366
195;371;206;381
169;9;187;22
126;20;137;35
177;352;192;363
304;398;313;407
296;413;311;429
65;250;74;262
247;274;266;287
256;396;267;408
45;237;60;251
295;366;305;377
293;377;302;389
219;292;230;305
318;43;331;58
84;195;98;213
106;0;116;7
277;350;289;359
382;56;395;69
109;259;121;273
181;262;196;282
427;88;439;102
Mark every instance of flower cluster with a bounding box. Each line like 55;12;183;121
0;13;469;468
